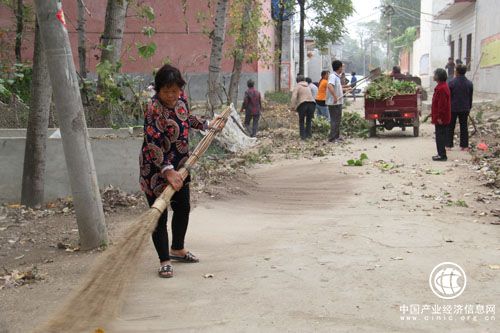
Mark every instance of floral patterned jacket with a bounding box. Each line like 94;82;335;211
139;95;207;197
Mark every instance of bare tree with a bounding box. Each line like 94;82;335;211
34;0;108;250
15;0;23;62
207;0;229;113
77;0;87;78
21;20;52;207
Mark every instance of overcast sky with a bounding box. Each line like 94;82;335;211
345;0;382;39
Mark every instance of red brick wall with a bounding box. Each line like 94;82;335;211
0;0;269;75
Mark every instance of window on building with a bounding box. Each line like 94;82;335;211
450;40;455;60
466;33;472;71
458;37;463;63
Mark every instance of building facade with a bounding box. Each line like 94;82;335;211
435;0;500;96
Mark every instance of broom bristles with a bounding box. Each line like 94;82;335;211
38;208;162;333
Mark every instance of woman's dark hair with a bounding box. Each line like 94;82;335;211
247;79;255;88
456;64;467;75
154;64;186;92
305;77;312;84
296;74;305;83
434;68;448;82
320;70;328;79
332;60;343;71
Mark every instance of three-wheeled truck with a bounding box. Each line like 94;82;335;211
364;77;422;137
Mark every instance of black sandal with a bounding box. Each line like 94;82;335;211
158;264;174;278
170;251;199;263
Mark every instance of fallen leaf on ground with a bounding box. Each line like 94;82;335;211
203;274;214;278
488;264;500;270
57;242;80;252
390;257;404;260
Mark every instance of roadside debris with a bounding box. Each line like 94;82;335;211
0;266;45;289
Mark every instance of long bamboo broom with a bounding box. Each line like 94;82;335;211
39;105;233;333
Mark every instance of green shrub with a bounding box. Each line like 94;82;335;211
265;91;291;104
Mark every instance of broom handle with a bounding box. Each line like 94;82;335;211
152;105;233;212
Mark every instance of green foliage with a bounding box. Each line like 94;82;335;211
341;111;371;138
0;63;32;104
136;42;157;59
264;91;291;104
347;153;368;166
312;116;330;137
451;199;468;207
142;26;156;37
139;5;155;21
380;0;421;63
366;76;417;100
392;26;417;52
87;60;149;126
227;0;272;65
306;0;355;48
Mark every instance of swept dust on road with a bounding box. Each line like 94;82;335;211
108;122;499;332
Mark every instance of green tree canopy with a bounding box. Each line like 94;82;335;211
306;0;354;48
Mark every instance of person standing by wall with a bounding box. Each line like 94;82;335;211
326;60;351;142
431;68;451;161
306;77;318;103
240;79;262;137
315;70;330;120
291;75;316;140
447;64;473;151
445;57;455;82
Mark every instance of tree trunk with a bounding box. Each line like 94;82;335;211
228;54;244;108
274;2;284;92
207;0;229;114
100;0;128;67
77;0;87;78
21;21;52;207
298;0;305;76
15;0;23;62
228;1;252;107
94;0;128;127
34;0;108;250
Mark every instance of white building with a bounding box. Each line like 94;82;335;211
435;0;500;96
412;0;450;90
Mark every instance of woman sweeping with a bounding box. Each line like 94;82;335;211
139;64;224;278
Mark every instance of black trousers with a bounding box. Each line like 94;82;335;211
328;104;343;140
244;111;260;137
146;184;190;262
297;102;315;139
435;125;448;158
447;112;469;148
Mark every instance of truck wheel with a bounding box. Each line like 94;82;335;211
369;120;376;137
413;126;419;137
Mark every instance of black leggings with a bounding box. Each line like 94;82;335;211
146;184;190;262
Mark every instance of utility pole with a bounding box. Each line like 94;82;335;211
382;3;395;71
34;0;108;250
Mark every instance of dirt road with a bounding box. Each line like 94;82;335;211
108;122;499;332
1;102;499;332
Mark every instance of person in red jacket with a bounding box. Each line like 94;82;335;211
431;68;451;161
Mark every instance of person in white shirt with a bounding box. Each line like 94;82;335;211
306;77;318;101
325;60;351;142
